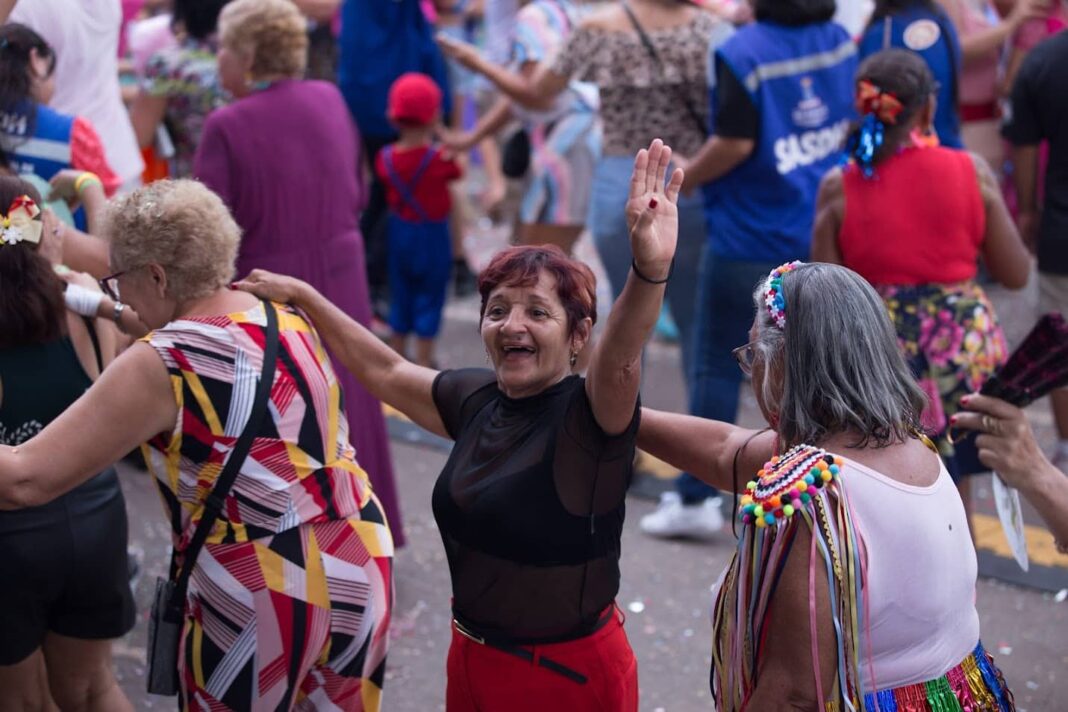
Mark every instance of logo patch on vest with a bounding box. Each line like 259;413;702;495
903;19;941;52
791;77;829;129
774;120;850;175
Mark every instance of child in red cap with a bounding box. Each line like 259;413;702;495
375;72;463;366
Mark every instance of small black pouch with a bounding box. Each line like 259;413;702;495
146;577;182;695
501;127;532;179
143;300;280;696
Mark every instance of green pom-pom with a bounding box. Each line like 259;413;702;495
783;504;795;517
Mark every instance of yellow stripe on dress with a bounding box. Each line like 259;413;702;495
183;368;225;435
254;540;290;595
303;527;331;609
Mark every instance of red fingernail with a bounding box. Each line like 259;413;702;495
950;415;959;424
649;198;658;209
960;395;970;405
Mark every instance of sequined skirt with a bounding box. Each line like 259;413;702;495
826;642;1014;712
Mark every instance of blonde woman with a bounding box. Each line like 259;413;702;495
0;179;393;710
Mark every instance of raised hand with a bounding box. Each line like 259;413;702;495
232;269;312;305
625;139;683;280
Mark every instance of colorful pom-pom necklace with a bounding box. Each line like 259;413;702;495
763;261;801;330
738;444;844;528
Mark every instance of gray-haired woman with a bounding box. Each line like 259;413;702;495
638;261;1016;709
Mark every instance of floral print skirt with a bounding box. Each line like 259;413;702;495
877;281;1007;478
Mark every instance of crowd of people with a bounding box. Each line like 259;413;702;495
0;0;1065;710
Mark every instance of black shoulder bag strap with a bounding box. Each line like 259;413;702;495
81;317;104;374
622;2;708;137
163;300;280;621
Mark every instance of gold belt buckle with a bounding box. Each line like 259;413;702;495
453;619;485;645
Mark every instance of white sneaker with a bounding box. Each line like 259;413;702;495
640;492;725;540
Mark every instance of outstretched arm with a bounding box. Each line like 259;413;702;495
0;343;176;509
585;140;678;435
443;95;514;152
638;408;775;491
235;274;448;438
437;34;568;111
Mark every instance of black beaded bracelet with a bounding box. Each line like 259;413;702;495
631;258;673;285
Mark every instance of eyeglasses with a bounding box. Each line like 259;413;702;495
732;342;757;375
98;270;126;301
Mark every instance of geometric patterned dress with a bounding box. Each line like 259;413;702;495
140;301;393;711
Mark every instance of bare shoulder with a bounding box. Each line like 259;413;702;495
115;337;166;365
579;3;628;32
842;437;942;488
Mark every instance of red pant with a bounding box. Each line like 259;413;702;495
445;608;638;711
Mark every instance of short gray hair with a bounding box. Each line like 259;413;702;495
751;262;926;448
106;179;240;301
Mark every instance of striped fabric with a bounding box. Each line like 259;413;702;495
142;302;393;711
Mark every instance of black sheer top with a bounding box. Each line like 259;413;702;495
431;368;639;643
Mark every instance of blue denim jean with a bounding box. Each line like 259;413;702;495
676;253;782;503
589;155;705;383
590;155;715;504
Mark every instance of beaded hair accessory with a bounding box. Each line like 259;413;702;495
0;195;42;247
763;260;801;330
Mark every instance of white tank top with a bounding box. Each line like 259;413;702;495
847;457;980;690
11;0;145;185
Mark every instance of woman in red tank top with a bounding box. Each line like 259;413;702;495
811;48;1030;527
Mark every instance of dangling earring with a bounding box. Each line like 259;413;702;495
569;351;578;369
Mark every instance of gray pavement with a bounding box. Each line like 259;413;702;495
113;278;1068;710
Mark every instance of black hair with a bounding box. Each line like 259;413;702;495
846;48;938;167
870;0;937;24
0;24;55;139
0;175;66;349
753;0;836;26
172;0;233;41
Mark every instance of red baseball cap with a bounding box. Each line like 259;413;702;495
387;72;443;126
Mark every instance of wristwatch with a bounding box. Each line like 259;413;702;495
112;301;127;332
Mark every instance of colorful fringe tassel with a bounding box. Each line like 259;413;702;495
711;445;1015;712
825;643;1014;712
712;444;867;711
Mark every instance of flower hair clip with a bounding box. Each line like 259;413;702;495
855;80;904;125
764;261;801;329
0;195;42;247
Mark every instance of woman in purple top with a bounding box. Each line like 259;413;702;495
194;0;404;545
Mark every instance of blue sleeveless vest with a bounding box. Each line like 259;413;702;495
0;102;75;180
703;22;857;263
858;5;963;150
338;0;453;140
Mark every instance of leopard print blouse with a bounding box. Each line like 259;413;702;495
552;11;728;157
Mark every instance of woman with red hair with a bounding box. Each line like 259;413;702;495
235;139;682;710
